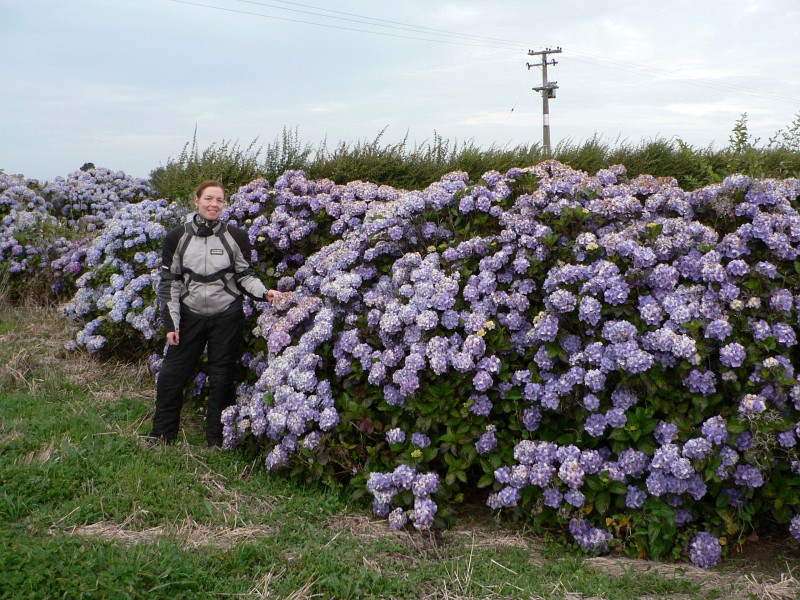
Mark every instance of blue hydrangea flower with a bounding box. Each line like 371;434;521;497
688;532;722;568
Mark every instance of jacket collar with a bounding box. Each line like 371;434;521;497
190;212;222;237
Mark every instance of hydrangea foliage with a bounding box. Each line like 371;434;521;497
3;162;800;567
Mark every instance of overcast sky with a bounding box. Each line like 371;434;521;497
2;0;799;182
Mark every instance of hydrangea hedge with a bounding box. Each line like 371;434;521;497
44;167;156;232
1;172;60;298
2;162;800;568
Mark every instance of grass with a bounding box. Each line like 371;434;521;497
1;302;798;599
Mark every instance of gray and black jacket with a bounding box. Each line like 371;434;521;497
158;214;267;333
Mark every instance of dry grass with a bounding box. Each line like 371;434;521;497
325;512;444;561
742;569;800;600
66;518;278;550
0;303;152;400
579;555;800;600
322;510;800;599
248;570;323;599
23;438;58;464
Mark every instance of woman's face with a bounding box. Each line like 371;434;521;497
194;185;225;220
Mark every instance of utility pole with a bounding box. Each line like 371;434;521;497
527;47;562;156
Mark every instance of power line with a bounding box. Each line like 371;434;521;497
490;83;531;147
232;0;541;48
164;0;524;49
228;1;800;104
163;0;800;106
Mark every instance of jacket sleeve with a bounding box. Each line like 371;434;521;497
228;226;268;300
158;226;184;332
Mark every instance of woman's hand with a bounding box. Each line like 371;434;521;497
166;331;180;345
265;289;289;302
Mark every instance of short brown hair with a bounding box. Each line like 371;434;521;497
194;180;225;199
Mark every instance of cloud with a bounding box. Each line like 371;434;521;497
459;111;517;126
666;101;763;117
306;102;349;113
656;67;743;81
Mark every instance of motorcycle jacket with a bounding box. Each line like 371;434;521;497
158;213;267;333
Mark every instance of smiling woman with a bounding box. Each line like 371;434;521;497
144;180;283;448
194;182;226;221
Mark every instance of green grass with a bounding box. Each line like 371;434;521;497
0;303;791;599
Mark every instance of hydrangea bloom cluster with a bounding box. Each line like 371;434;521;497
366;466;440;530
1;169;158;300
222;171;401;281
1;172;50;217
688;531;722;568
44;168;155;232
0;173;60;295
60;198;185;352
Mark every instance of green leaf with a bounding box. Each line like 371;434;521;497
647;523;668;561
716;491;732;509
477;473;495;488
608;429;629;441
556;432;576;445
609;481;628;495
595;491;611;515
586;476;604;492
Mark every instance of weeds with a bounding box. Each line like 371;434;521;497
149;116;800;201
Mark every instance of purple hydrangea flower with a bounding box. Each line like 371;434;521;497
626;485;646;509
410;497;437;529
738;394;767;415
411;432;431;448
605;408;627;429
522;407;542;431
778;430;796;448
569;518;613;554
543;488;562;508
719;343;746;368
497;486;521;507
655;421;679;444
682;437;713;460
386;427;406;445
733;464;764;488
412;472;440;497
388;507;408;530
475;429;497;454
701;416;729;445
565;489;586;507
790;515;800;542
584;413;607;437
688;532;722;568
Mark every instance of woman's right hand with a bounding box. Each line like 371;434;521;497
166;331;180;345
265;289;286;302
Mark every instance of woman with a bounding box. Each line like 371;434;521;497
144;180;280;447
